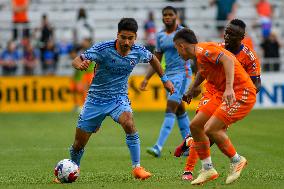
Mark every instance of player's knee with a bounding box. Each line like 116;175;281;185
204;126;215;138
121;116;136;134
190;120;200;133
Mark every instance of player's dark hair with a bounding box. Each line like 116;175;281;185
230;19;246;30
174;28;198;44
118;18;138;33
162;6;177;15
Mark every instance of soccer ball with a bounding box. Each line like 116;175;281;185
54;159;79;183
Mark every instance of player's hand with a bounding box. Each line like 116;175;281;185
222;88;236;106
79;60;91;71
163;80;175;95
139;79;148;91
182;85;201;104
182;88;193;104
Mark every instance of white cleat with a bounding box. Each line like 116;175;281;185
191;168;219;185
226;156;248;184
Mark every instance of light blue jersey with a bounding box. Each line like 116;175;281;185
156;25;192;77
78;40;153;132
81;40;152;103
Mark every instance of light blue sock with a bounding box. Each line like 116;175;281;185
126;132;140;167
177;112;191;139
69;145;84;166
156;112;176;150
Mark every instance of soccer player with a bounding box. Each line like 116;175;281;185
54;18;175;183
173;28;256;185
175;19;261;180
140;6;192;157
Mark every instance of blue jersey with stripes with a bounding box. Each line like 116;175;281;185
156;25;192;76
81;40;152;103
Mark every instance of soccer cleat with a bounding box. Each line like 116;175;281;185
146;145;161;157
226;156;248;184
132;167;152;180
191;168;219;185
174;136;193;157
53;178;62;184
182;171;193;181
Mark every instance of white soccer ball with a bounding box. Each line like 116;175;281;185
54;159;79;183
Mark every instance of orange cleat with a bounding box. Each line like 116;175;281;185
53;178;62;184
132;166;152;180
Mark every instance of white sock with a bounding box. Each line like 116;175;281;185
201;156;213;170
231;153;241;163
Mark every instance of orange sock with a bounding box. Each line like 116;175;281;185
217;138;236;158
192;141;210;160
184;145;199;172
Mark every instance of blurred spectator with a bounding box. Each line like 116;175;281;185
73;8;94;47
255;0;273;38
42;40;59;75
23;39;38;75
210;0;238;37
143;11;156;53
11;0;30;41
70;37;94;112
260;31;281;72
35;14;54;74
0;40;21;76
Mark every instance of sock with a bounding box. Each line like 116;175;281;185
156;113;176;150
217;138;237;159
201;157;213;170
192;141;212;170
177;112;191;139
184;145;199;172
126;132;140;168
231;153;241;163
69;145;84;166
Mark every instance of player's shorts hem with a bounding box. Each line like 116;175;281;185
213;113;231;126
77;124;100;133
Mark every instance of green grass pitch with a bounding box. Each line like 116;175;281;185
0;109;284;189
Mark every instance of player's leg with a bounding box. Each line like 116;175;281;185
190;113;220;185
110;96;151;180
176;75;192;140
208;88;256;184
70;128;92;166
176;102;190;139
72;98;106;166
147;100;179;157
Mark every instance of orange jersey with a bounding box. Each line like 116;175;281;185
219;43;261;78
195;42;255;92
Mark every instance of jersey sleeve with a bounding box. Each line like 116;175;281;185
80;43;104;62
139;46;153;63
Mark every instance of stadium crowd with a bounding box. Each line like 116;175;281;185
0;0;282;76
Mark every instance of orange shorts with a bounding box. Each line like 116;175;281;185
196;90;217;115
198;87;256;126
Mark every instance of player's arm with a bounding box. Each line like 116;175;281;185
219;54;236;106
72;56;91;71
140;52;163;91
183;71;204;103
251;76;261;93
149;55;174;95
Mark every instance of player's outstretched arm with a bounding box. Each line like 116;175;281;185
219;54;236;106
139;52;163;91
72;56;91;71
183;71;204;104
149;55;174;95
